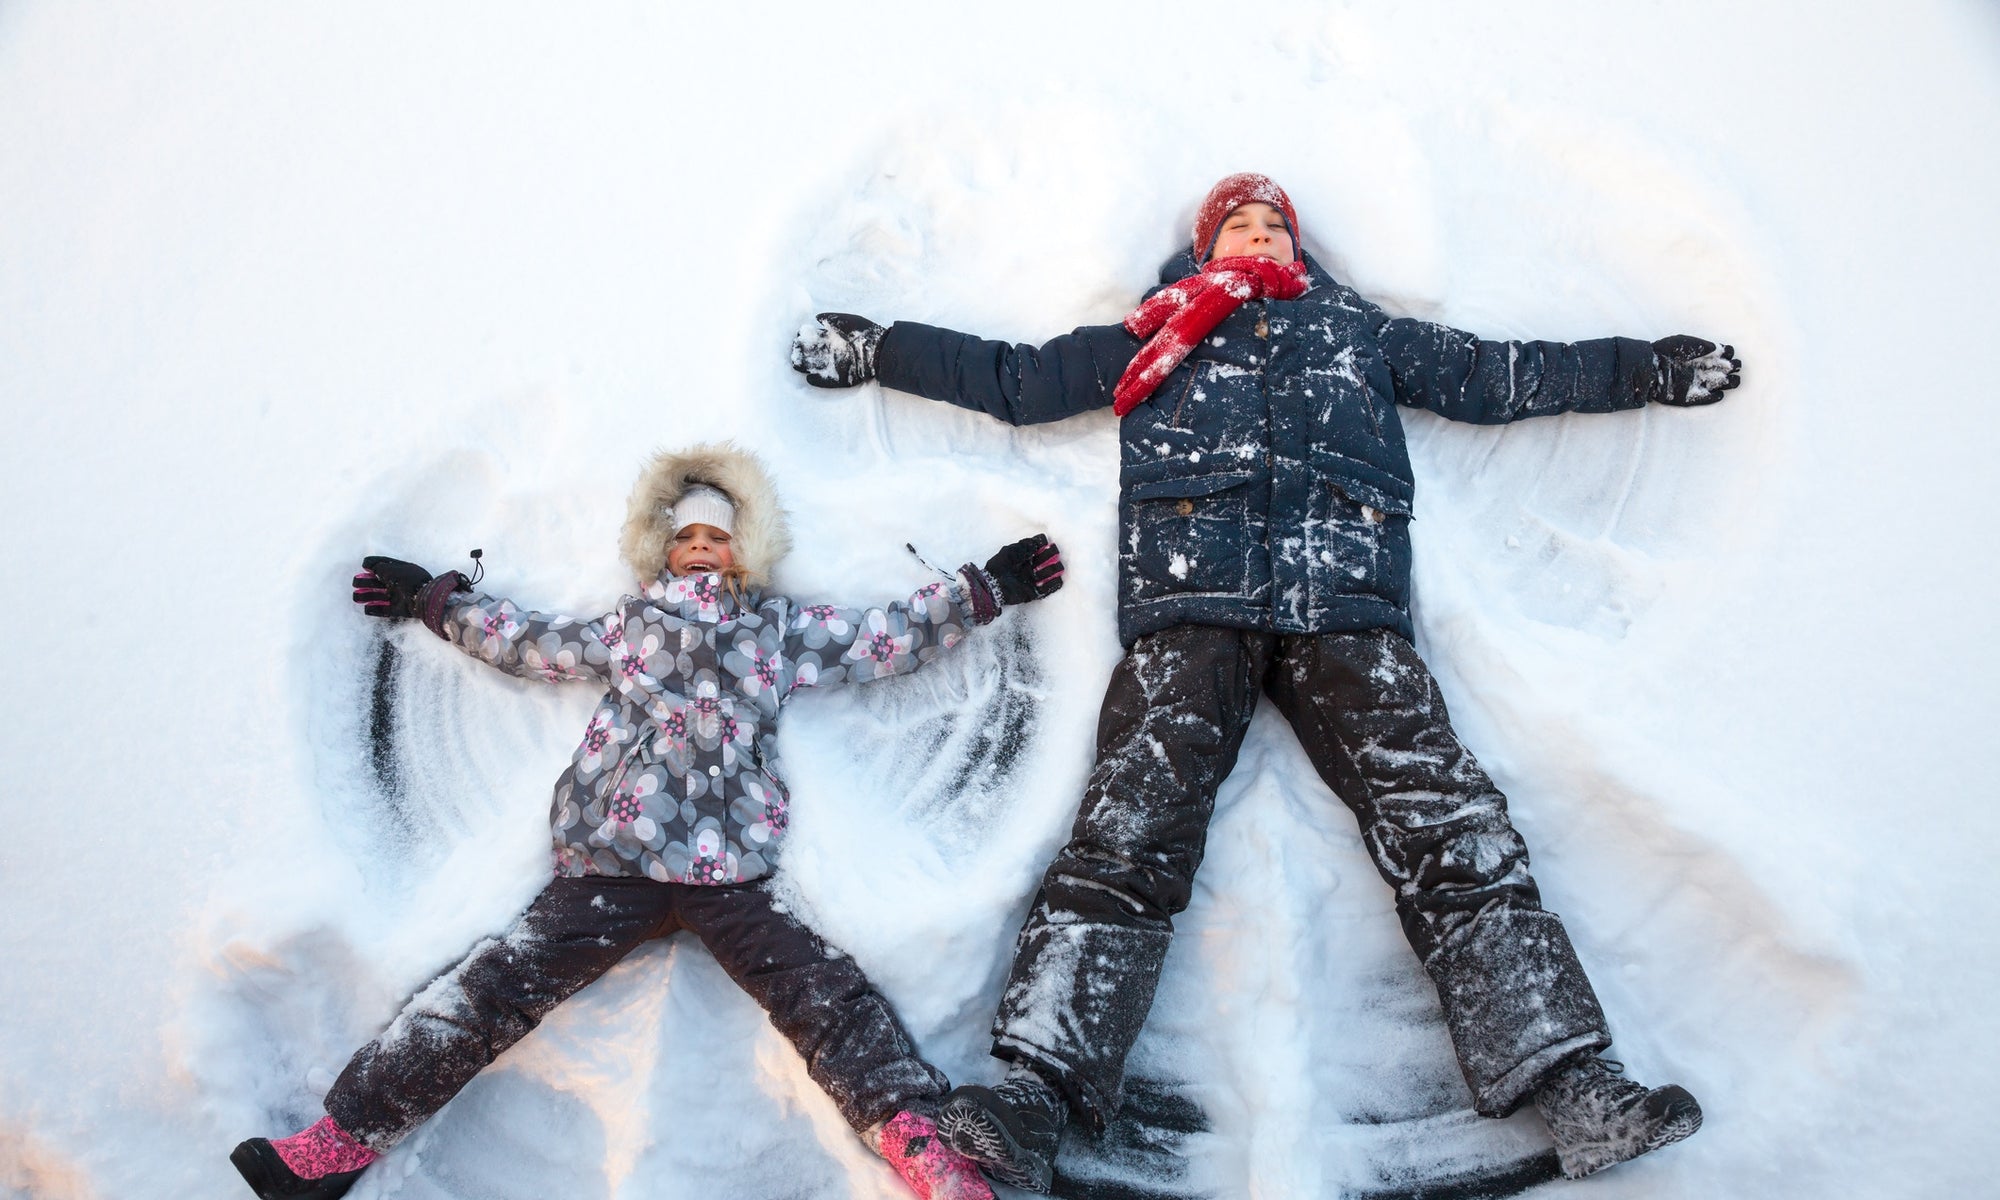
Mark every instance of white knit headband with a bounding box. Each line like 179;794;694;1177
670;484;735;536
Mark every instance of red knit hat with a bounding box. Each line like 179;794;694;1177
1192;172;1300;261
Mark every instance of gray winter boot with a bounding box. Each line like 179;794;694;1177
1533;1057;1702;1179
936;1068;1067;1193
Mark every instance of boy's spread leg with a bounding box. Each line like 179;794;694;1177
990;624;1275;1133
685;880;950;1136
1265;630;1611;1116
321;875;677;1152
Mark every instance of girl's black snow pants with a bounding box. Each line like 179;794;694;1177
324;874;948;1150
993;624;1610;1130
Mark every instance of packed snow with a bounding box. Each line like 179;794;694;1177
3;2;1997;1197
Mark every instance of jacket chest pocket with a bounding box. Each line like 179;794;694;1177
1297;348;1393;443
1123;469;1259;600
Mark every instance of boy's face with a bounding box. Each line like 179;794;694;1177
1208;202;1295;265
667;523;735;576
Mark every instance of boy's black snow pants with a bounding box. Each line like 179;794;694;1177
324;874;947;1150
992;624;1610;1130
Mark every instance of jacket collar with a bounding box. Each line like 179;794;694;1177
643;572;759;620
1156;247;1334;293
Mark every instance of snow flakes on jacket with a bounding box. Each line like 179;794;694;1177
876;250;1662;646
440;570;981;885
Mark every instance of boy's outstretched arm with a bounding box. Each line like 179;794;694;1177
1369;307;1743;425
352;555;613;684
792;313;1140;427
762;536;1064;697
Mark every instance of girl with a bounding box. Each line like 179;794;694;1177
231;442;1064;1200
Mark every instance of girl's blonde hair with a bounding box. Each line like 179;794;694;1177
717;563;754;604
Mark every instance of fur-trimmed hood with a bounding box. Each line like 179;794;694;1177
620;442;791;587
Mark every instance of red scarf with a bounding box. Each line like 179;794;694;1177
1112;255;1310;416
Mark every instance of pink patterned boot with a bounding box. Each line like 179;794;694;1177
230;1115;379;1199
877;1109;996;1200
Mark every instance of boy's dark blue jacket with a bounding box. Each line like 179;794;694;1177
877;249;1663;646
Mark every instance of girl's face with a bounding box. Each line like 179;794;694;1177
666;523;735;576
1208;202;1295;265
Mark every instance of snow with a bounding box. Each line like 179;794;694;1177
2;1;1997;1197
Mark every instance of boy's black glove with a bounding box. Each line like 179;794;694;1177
791;313;886;388
353;555;469;639
1650;335;1742;406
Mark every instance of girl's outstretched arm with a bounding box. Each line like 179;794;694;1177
437;589;617;685
765;576;981;697
759;536;1063;697
352;555;614;685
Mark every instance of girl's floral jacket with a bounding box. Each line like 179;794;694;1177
439;568;984;885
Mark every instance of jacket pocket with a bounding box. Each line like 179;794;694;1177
1328;479;1413;525
1306;447;1413;514
580;740;652;864
1125;466;1257;502
1317;480;1414;607
1122;468;1259;601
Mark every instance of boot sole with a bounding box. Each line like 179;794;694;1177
1559;1086;1704;1179
937;1087;1057;1194
229;1139;366;1199
1641;1087;1703;1153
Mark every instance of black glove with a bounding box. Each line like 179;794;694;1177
1650;335;1742;406
353;555;468;638
791;312;886;388
982;534;1065;606
353;556;433;619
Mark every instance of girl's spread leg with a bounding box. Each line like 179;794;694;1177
321;875;677;1151
685;880;949;1136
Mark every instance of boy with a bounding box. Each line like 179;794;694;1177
791;173;1739;1188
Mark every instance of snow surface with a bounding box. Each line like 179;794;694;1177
3;2;1998;1197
